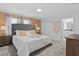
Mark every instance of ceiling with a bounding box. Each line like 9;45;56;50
0;3;79;19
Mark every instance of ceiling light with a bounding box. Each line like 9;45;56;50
36;8;42;12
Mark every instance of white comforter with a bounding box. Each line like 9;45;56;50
13;34;52;56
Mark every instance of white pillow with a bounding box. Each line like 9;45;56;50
16;30;35;37
16;30;27;38
26;30;33;36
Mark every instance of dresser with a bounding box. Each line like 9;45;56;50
66;34;79;56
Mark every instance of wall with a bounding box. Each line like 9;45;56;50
41;13;79;42
73;13;79;34
41;19;63;42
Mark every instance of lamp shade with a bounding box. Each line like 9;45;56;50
37;27;40;30
0;26;5;30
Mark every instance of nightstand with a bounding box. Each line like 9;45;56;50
0;36;11;47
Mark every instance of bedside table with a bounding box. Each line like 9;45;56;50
0;36;11;47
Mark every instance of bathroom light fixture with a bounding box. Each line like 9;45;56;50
36;8;42;12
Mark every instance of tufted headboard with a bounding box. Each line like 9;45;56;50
12;24;35;35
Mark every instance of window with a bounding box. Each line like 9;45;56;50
11;17;31;24
11;18;18;24
23;20;31;24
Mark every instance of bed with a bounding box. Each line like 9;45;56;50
12;24;52;56
13;34;52;56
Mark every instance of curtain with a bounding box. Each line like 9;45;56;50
5;15;12;35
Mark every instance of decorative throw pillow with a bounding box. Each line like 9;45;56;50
16;30;27;37
31;30;36;35
19;31;27;36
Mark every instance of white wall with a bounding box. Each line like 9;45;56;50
73;14;79;34
41;13;79;42
41;19;63;42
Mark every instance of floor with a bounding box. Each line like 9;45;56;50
0;40;66;56
31;40;66;56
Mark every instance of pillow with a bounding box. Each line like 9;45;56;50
19;31;27;36
16;30;27;37
16;30;35;37
31;30;36;35
26;30;33;36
